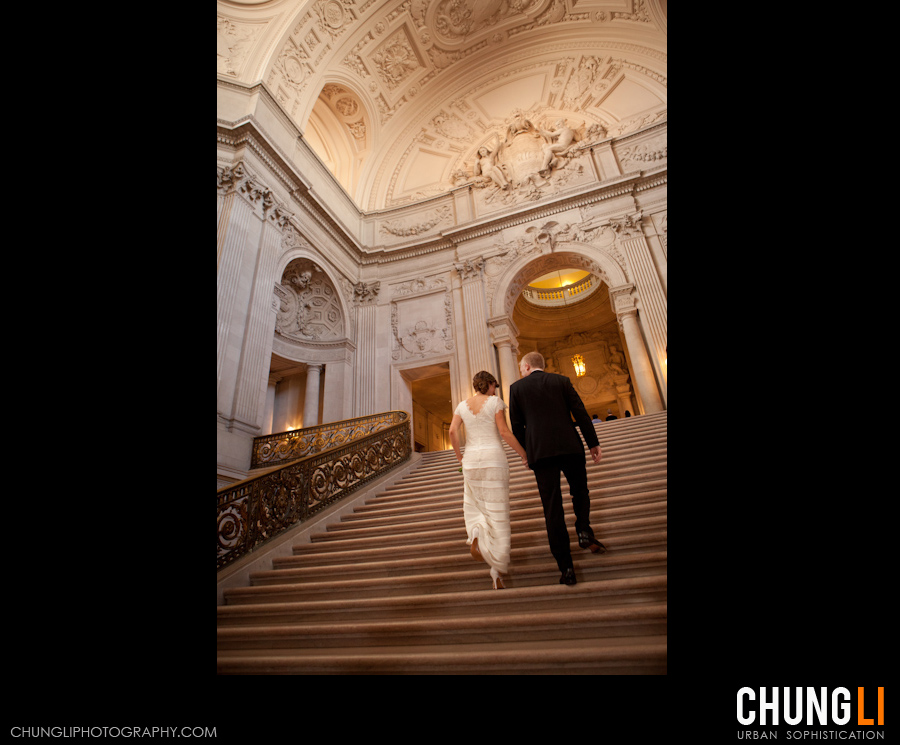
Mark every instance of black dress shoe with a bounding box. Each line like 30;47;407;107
578;531;607;554
559;567;576;585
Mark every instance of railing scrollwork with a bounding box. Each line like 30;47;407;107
251;411;408;469
218;411;411;571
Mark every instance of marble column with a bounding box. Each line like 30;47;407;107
488;316;520;407
610;284;663;414
263;374;280;435
618;309;662;414
304;364;323;427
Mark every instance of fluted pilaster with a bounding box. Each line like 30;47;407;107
456;258;495;384
618;230;667;403
353;282;380;416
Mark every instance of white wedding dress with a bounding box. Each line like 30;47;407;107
454;395;511;574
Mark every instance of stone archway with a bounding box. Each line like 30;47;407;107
488;242;662;414
268;250;356;429
274;249;352;343
490;243;629;321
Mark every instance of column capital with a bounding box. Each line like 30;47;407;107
487;315;519;343
454;256;485;282
352;281;380;305
609;282;636;313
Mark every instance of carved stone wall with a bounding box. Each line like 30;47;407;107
275;258;344;342
390;274;454;361
539;329;633;417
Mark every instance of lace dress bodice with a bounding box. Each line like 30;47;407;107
454;395;508;468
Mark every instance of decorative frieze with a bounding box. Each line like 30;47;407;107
380;205;452;237
391;274;448;297
217;161;296;232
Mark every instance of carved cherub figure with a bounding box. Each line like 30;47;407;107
474;143;510;190
539;119;578;174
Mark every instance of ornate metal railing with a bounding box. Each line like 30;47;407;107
218;411;410;571
251;411;408;469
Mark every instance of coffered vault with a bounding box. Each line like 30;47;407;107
216;0;667;211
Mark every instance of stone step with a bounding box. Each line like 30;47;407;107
217;410;667;674
220;556;668;622
217;635;668;675
217;600;668;650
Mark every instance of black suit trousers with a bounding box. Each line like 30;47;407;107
532;453;592;572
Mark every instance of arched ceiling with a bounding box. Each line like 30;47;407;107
217;0;667;211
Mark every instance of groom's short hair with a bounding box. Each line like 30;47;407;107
521;351;544;369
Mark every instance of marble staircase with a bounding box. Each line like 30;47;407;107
217;410;667;674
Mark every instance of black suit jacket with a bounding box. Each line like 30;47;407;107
509;370;599;466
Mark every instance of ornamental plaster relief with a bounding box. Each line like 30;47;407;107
390;281;454;361
272;37;312;102
318;83;369;151
232;0;666;198
315;0;358;42
424;0;544;47
370;25;427;94
391;274;449;297
387;78;617;206
379;204;453;238
615;132;667;171
540;327;631;405
217;162;294;232
275;259;345;342
217;15;266;78
234;0;665;210
218;161;340;262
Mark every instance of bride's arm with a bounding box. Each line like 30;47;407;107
495;410;527;466
449;413;464;465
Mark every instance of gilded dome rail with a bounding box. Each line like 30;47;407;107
521;274;598;308
217;412;411;571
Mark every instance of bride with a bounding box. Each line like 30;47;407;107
449;371;528;589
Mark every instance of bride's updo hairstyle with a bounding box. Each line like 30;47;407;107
472;370;498;394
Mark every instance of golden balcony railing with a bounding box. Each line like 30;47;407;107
251;411;408;469
217;411;410;571
520;274;598;307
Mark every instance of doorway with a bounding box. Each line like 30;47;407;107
400;362;452;452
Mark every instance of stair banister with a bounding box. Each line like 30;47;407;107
217;411;411;571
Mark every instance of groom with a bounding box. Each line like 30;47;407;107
509;351;605;585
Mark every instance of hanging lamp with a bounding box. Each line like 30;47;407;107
572;353;586;377
558;270;586;377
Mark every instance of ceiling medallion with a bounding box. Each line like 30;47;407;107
322;0;345;28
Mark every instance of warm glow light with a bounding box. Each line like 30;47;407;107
572;354;586;377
